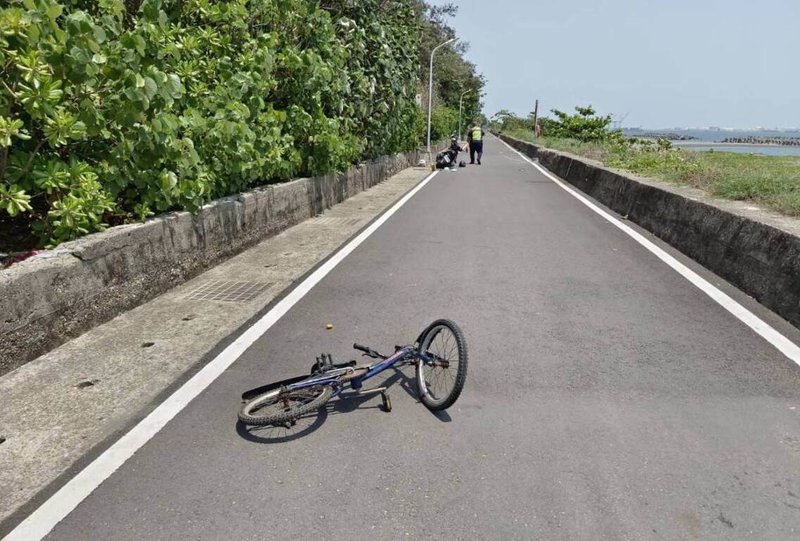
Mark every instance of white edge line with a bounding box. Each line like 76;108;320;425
4;170;439;541
497;136;800;366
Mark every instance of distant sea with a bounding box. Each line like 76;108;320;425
623;128;800;156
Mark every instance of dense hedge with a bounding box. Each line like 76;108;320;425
0;0;424;246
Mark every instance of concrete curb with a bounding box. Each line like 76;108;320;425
0;151;424;375
496;133;800;330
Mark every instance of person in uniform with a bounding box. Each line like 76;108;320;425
467;122;484;165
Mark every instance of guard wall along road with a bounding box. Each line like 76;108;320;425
0;151;425;376
497;132;800;330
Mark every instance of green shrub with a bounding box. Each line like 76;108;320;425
0;0;425;247
430;105;458;142
545;105;620;142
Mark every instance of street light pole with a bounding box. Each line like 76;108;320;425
426;38;455;157
458;89;472;142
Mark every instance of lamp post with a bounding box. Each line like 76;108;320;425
458;89;472;142
426;37;456;156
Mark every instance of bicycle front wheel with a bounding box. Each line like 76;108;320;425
416;319;468;411
238;385;332;426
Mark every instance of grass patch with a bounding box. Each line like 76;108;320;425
506;129;800;218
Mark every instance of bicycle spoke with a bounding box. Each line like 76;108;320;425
430;329;457;399
422;326;461;400
251;387;324;416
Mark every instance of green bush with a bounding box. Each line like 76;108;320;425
430;105;458;143
0;0;424;247
544;105;621;142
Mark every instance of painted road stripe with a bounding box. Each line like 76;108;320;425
3;170;439;541
498;137;800;366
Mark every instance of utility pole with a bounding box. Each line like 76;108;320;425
612;112;629;131
458;89;472;142
532;99;539;138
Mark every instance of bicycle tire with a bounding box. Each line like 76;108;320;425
416;319;468;411
238;384;333;426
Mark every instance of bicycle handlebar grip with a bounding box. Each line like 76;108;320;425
353;343;369;353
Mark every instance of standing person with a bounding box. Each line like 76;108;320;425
467;122;485;165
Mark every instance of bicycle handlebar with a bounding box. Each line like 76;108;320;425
353;344;387;359
353;343;383;359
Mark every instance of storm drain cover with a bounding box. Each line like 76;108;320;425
185;280;271;303
313;216;364;227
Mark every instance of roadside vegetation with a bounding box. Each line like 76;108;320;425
492;108;800;218
0;1;484;251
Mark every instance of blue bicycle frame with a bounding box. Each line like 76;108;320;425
280;345;432;398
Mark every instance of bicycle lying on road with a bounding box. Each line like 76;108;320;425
238;319;468;427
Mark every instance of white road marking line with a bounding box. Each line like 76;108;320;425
3;170;439;541
498;137;800;366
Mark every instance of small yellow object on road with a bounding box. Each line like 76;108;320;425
326;323;334;330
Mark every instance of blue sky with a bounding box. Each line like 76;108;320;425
431;0;800;129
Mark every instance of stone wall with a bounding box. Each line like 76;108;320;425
0;151;423;375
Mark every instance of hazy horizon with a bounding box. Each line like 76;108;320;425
429;0;800;129
626;126;800;131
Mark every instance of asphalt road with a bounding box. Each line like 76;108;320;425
31;136;800;539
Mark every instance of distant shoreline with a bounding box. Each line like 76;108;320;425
674;141;786;147
628;132;697;141
624;129;800;145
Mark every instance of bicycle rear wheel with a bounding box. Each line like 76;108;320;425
238;384;332;426
416;319;468;411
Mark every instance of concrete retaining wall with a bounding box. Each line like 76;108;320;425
497;133;800;329
0;151;423;375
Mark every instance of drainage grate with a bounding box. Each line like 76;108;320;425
185;280;272;303
312;216;364;227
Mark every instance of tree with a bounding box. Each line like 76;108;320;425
489;110;534;133
545;105;618;142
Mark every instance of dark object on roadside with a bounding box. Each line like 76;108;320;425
436;135;462;169
459;160;467;168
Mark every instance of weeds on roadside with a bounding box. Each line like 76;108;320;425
509;129;800;218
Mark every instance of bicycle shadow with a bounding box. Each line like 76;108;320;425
236;367;451;444
379;366;452;423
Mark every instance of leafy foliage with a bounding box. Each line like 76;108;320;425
543;106;620;142
491;105;623;144
0;0;443;248
328;1;424;159
490;109;534;133
430;105;458;142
